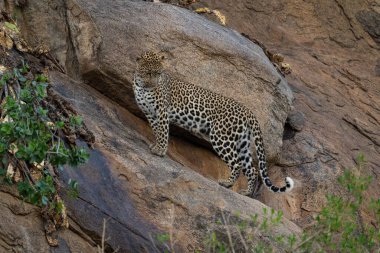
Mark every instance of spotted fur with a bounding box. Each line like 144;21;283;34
133;51;294;195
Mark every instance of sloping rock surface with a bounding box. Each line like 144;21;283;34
0;187;97;252
51;71;302;252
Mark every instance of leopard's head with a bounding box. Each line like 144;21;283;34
136;51;164;76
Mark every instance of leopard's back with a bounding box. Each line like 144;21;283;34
162;76;249;139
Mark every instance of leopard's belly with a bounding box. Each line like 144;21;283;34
168;105;212;140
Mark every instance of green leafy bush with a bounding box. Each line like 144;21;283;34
303;154;380;253
0;62;89;220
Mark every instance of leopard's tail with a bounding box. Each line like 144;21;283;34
250;116;294;193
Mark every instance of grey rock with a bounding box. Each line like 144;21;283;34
356;10;380;45
287;111;305;132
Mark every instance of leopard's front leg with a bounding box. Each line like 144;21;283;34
148;113;169;156
145;102;169;157
134;72;170;157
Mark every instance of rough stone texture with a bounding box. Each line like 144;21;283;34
186;0;380;225
50;71;302;252
356;10;380;45
15;0;293;161
286;111;305;132
0;187;97;252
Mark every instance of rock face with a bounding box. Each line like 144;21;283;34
0;187;97;252
356;10;380;45
186;0;380;224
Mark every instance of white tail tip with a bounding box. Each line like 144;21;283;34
285;177;294;192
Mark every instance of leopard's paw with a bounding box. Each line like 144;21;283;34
238;189;253;197
150;144;166;157
218;179;234;189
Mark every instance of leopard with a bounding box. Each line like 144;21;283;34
133;51;294;196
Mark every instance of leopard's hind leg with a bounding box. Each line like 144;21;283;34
237;131;259;196
210;128;242;189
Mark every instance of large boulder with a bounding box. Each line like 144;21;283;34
16;0;293;161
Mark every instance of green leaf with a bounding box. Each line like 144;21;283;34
36;83;47;98
69;115;83;128
56;121;65;129
156;233;170;244
41;196;49;206
55;201;64;213
68;178;79;198
35;74;48;82
4;22;19;33
68;147;89;166
18;75;26;82
0;142;7;155
20;88;32;102
0;168;6;176
17;181;34;200
0;123;13;135
20;60;30;74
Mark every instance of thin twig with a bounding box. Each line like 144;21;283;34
98;218;110;253
8;83;15;99
46;52;66;73
168;204;177;253
235;223;249;252
149;233;162;253
4;83;8;97
292;230;321;251
14;78;21;100
221;211;236;253
18;159;35;185
101;218;106;253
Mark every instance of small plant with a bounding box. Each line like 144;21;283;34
0;61;90;244
204;207;285;253
295;154;380;253
206;231;228;253
202;154;380;253
156;233;171;253
153;204;178;252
